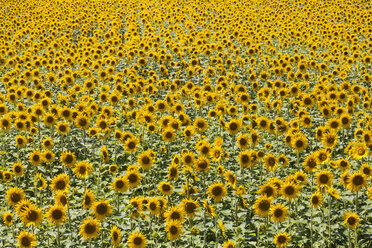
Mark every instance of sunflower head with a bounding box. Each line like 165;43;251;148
79;217;101;240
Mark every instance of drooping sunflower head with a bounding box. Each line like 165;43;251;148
110;225;122;247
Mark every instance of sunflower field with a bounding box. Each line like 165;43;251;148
0;0;371;247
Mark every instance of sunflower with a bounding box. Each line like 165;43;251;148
16;199;35;216
111;225;122;247
158;181;173;196
34;173;47;190
47;205;66;225
168;164;179;180
315;149;331;165
195;156;210;173
60;150;76;168
124;137;139;153
93;200;112;220
79;217;101;240
127;232;147;248
12;162;24;176
82;189;95;209
315;169;333;187
360;163;371;178
270;203;288;223
42;138;54;150
182;151;195;168
273;232;291;247
112;176;129;193
180;199;199;218
138;151;154;170
327;186;340;199
126;170;142;188
17;230;37;248
264;154;277;172
75;114;90;130
347;172;367;192
166;220;183;241
55;192;69;207
21;205;43;227
101;146;110;163
322;131;338;148
258;183;277;198
15;135;27;147
281;182;300;201
236;133;249;149
350;142;368;160
207;182;227;202
337;158;350;171
51;173;70;193
147;198;160;216
3;212;13;226
253;195;272;217
291;134;308;153
194;117;208;133
109;164;119;174
238;150;251;169
226;118;241;135
344;212;360;229
56;121;70;135
222;239;235;248
368;187;372;201
74;161;93;178
310;192;323;209
164;206;184;223
6;187;25;206
162;129;176;142
29;150;43;166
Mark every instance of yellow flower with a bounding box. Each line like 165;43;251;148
111;225;122;247
17;230;37;248
79;217;101;240
344;212;359;229
273;232;291;247
253;195;272;217
127;231;147;248
92;200;112;220
207;182;227;202
166;220;183;241
47;205;66;225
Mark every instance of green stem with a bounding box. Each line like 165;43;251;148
328;196;332;247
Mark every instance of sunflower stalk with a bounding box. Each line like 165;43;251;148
328;195;332;247
57;224;61;246
214;215;218;248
